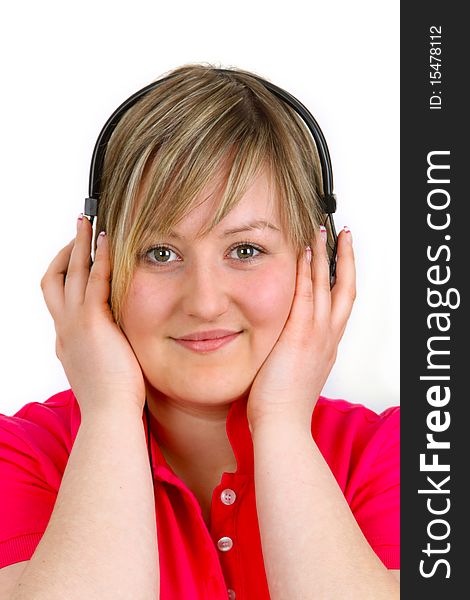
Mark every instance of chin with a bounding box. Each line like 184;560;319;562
149;371;253;406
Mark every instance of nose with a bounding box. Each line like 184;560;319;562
181;261;230;321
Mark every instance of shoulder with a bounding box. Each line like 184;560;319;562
0;389;82;568
0;389;81;481
1;388;81;438
312;395;399;433
311;396;399;492
312;395;399;446
313;397;400;569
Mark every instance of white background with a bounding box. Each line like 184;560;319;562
0;0;399;415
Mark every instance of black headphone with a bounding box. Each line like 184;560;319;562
82;68;339;480
84;68;338;279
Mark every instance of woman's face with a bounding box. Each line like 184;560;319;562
120;168;298;407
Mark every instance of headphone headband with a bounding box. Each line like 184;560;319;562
84;68;338;283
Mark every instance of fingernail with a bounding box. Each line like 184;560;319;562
77;213;83;231
97;231;106;248
319;225;327;243
305;246;312;264
343;225;352;243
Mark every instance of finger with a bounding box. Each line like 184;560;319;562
311;225;331;325
64;214;93;306
40;238;75;320
84;231;112;313
283;244;314;337
330;228;356;337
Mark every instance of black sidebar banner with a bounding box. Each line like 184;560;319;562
401;3;468;598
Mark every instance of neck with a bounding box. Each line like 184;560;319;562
145;387;240;476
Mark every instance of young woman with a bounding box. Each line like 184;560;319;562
0;64;399;599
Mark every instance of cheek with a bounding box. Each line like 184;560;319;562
120;276;173;339
243;263;296;327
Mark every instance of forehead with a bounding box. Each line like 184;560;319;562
134;162;283;241
180;167;280;237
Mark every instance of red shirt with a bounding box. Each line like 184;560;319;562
0;389;399;598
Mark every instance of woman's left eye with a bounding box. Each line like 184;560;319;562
141;242;265;265
227;243;265;263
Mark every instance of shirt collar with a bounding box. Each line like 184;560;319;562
144;395;254;482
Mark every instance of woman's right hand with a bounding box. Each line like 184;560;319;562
40;214;146;419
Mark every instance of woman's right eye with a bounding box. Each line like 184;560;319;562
143;245;180;265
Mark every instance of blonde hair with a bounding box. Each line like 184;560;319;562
95;62;327;328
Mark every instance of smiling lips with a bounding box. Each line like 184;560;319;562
175;329;240;341
172;329;242;353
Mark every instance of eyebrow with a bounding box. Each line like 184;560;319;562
167;219;281;239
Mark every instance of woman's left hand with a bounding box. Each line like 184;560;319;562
246;225;356;432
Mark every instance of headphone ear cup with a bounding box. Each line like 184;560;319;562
85;197;99;218
322;214;338;289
